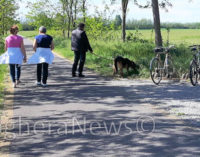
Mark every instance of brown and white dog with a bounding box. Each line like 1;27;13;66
113;56;139;77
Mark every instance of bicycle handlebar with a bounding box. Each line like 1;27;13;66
154;45;175;53
156;45;175;50
168;45;175;49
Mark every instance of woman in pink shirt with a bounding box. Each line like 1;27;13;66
0;25;27;88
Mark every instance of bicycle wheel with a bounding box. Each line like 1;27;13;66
190;60;199;86
150;58;162;85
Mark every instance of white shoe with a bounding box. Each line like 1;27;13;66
42;84;48;87
37;82;41;86
13;83;17;88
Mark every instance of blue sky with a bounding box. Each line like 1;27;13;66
17;0;200;23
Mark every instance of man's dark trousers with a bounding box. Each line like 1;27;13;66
72;51;86;75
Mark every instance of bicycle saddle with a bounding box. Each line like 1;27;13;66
154;47;164;53
191;47;197;51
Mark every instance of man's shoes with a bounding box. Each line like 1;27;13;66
79;74;85;78
72;73;77;77
72;73;85;77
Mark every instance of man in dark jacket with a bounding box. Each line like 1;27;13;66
71;23;93;77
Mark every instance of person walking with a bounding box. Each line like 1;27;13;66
28;26;54;87
71;23;93;77
0;25;27;88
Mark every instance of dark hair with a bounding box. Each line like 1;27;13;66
10;25;19;35
78;23;85;29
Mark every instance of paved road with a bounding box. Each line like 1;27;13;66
2;39;200;157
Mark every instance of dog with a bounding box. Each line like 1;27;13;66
113;56;139;77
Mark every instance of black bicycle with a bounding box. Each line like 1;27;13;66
189;45;200;86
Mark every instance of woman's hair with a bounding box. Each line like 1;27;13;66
10;25;19;35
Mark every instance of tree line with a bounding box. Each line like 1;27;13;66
22;17;200;31
0;0;195;49
125;19;200;30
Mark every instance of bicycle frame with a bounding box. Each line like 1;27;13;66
193;51;200;72
155;51;171;73
150;45;175;85
194;51;200;65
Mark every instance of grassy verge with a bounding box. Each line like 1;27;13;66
0;38;8;111
20;30;193;78
0;65;7;110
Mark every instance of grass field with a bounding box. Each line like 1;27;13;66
127;29;200;45
19;29;199;78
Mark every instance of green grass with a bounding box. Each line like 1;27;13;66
0;43;8;110
0;65;7;109
127;29;200;45
19;29;197;78
19;30;38;39
0;35;8;112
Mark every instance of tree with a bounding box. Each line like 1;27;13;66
122;0;129;42
72;0;78;28
59;0;68;38
111;0;129;42
82;0;87;23
134;0;172;47
66;0;74;38
115;15;122;28
26;1;55;29
58;0;75;38
0;0;18;35
152;0;162;46
0;0;18;50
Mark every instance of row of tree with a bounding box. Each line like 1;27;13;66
25;0;169;46
1;0;194;48
125;18;200;30
22;15;200;31
26;0;193;47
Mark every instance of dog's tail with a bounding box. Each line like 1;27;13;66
114;59;118;72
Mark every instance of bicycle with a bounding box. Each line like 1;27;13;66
150;45;175;85
189;45;200;86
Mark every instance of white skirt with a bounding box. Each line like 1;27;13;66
0;48;24;65
28;48;54;65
